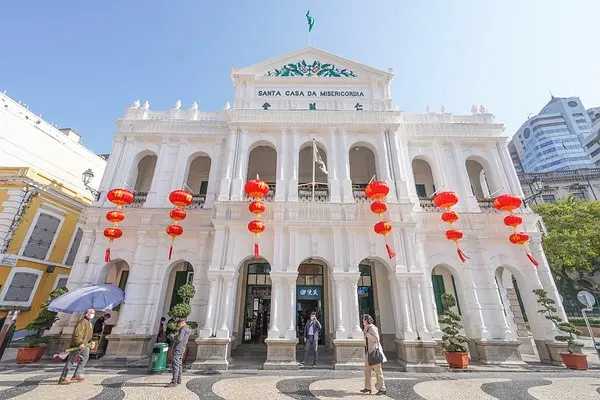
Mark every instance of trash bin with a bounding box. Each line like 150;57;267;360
150;343;169;373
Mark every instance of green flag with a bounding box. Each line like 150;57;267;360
306;10;315;32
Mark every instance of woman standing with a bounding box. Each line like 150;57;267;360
361;314;386;395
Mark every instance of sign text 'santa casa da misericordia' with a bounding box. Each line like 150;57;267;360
257;89;365;97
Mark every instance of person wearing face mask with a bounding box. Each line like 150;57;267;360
58;308;95;385
301;311;322;366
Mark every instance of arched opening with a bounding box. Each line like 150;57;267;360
298;142;328;201
237;259;272;345
431;265;461;317
358;258;397;351
465;159;492;200
495;266;533;352
161;261;195;318
350;145;377;200
98;259;130;351
185;154;211;208
412;158;436;201
247;145;277;200
132;154;157;205
296;261;327;345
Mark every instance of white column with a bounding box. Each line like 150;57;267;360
376;130;396;202
394;275;416;340
390;133;411;203
347;274;364;339
231;131;247;201
288;130;300;201
216;272;238;338
146;139;178;207
275;130;287;201
268;275;281;338
414;237;440;336
218;130;237;201
531;236;567;320
327;128;341;202
431;141;450;189
332;274;346;338
408;276;432;340
286;274;297;340
169;141;188;192
199;274;221;338
497;142;524;196
450;143;479;212
338;129;353;202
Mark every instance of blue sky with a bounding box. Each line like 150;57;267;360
2;1;599;153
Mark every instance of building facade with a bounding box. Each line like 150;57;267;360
520;168;600;204
584;106;600;166
0;93;106;330
510;96;595;173
49;48;566;369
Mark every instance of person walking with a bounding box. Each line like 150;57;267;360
58;309;95;385
361;314;387;395
302;311;321;366
157;317;167;343
167;319;191;387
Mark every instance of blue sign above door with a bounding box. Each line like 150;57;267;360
297;286;321;300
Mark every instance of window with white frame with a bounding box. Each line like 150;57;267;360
22;213;61;260
2;270;41;304
64;228;83;266
54;275;69;290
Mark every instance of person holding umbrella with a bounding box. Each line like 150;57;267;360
58;308;95;385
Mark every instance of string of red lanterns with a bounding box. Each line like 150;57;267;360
104;188;134;262
493;194;538;267
245;177;269;258
433;191;469;263
364;180;396;259
166;189;193;260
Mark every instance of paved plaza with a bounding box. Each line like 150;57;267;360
0;366;598;400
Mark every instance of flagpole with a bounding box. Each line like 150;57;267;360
312;138;316;201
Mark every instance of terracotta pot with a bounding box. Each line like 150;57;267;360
16;346;46;364
445;351;469;369
560;352;588;370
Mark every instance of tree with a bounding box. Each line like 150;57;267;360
167;283;196;334
533;199;600;274
439;293;469;353
23;286;68;347
533;289;582;353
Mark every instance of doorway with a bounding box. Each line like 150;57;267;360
242;263;271;344
357;263;376;322
296;263;325;344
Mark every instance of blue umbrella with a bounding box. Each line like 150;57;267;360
48;284;125;313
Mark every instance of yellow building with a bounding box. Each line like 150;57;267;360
0;91;106;331
0;167;92;329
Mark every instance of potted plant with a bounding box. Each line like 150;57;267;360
167;283;195;362
534;289;587;370
439;293;470;369
17;287;67;364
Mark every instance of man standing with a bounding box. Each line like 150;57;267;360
167;319;191;387
302;311;321;366
58;308;95;385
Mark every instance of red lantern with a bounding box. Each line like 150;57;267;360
169;208;187;221
107;188;134;207
248;220;266;257
166;224;184;260
433;191;459;209
441;211;459;224
364;180;390;201
169;190;193;208
106;210;125;224
370;200;388;215
103;227;123;263
248;201;266;215
445;229;468;263
509;232;539;267
244;179;269;199
373;221;396;259
493;194;522;212
504;215;523;229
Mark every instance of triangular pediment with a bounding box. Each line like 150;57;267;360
232;47;392;81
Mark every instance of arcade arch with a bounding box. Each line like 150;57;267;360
185;154;211;207
349;145;377;200
298;142;328;201
412;158;436;199
247;145;277;199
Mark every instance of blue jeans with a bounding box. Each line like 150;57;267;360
59;347;90;381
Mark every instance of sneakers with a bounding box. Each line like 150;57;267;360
166;382;178;388
359;388;371;394
58;379;71;385
375;389;387;395
71;376;85;383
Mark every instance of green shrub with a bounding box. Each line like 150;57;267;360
168;303;191;320
439;293;469;353
534;289;582;353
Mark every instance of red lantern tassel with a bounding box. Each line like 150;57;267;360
526;252;539;268
254;243;260;258
456;247;469;263
104;248;111;263
168;245;173;260
385;243;396;259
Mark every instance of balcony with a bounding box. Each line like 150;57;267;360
127;192;148;208
418;197;436;211
477;198;496;212
191;194;207;208
352;184;368;201
298;183;329;202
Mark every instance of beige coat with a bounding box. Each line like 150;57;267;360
71;318;93;347
364;325;380;354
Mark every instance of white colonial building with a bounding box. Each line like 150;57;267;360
49;48;567;370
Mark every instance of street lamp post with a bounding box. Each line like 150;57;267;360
82;168;100;200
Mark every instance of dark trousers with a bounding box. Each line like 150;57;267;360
59;347;90;381
303;335;318;365
171;349;184;384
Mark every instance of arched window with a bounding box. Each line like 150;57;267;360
247;145;277;199
186;155;211;208
465;159;491;199
350;145;376;200
298;142;328;201
133;154;157;205
412;159;436;199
